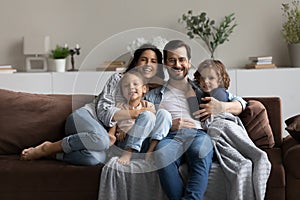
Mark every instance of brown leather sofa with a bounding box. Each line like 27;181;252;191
0;88;299;200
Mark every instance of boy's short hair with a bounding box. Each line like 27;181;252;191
121;68;147;86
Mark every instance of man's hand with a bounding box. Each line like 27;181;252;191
171;118;196;131
192;97;225;121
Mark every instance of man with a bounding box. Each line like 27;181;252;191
145;40;246;200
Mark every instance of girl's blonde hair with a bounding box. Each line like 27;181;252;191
194;59;230;89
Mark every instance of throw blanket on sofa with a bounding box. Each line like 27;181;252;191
98;157;167;200
204;112;271;200
99;113;271;200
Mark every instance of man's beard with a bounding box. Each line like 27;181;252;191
167;66;188;80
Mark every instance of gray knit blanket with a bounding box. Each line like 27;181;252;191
99;113;271;200
98;157;168;200
203;112;271;200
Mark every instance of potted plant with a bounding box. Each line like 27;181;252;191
49;45;70;72
179;10;237;59
281;0;300;67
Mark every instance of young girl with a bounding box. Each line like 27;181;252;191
110;69;171;165
187;59;230;120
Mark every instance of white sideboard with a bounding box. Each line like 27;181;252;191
1;68;299;136
229;67;300;136
52;71;115;94
0;71;115;95
0;73;52;94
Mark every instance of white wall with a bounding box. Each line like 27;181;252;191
0;0;289;71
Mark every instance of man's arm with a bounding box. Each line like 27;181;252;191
223;100;243;115
194;97;243;121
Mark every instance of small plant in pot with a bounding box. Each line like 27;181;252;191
179;10;237;59
281;0;300;67
50;45;70;59
49;45;70;72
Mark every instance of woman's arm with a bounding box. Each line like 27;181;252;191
108;126;117;146
96;73;123;127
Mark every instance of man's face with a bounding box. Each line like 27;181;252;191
164;46;191;81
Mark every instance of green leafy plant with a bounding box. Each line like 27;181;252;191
281;0;300;44
179;10;237;58
50;45;70;59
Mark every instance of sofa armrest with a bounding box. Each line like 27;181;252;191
283;135;300;178
243;97;283;147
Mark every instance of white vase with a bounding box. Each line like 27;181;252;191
49;59;66;72
288;43;300;67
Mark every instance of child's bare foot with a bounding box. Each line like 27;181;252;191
117;150;132;165
20;141;62;160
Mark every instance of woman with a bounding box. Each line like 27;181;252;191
20;43;165;166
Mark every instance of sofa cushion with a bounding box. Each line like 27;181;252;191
0;89;74;154
239;100;275;148
0;155;102;199
285;114;300;142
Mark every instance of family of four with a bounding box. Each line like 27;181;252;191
21;39;246;199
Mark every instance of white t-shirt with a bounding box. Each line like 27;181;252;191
159;84;202;129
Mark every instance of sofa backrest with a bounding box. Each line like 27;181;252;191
0;89;94;155
0;88;282;155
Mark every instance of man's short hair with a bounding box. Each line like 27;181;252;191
163;40;191;62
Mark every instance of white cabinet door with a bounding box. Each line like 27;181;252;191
52;71;115;95
236;68;300;136
227;69;236;94
0;73;52;94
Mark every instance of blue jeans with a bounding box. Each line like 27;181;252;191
125;109;172;151
56;107;109;165
154;128;213;200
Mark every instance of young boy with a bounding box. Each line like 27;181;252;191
110;69;171;165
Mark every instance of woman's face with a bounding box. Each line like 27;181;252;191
135;50;159;79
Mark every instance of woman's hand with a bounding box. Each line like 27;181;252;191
108;126;117;146
116;127;127;142
114;107;155;121
140;107;156;114
109;134;116;146
171;118;196;131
